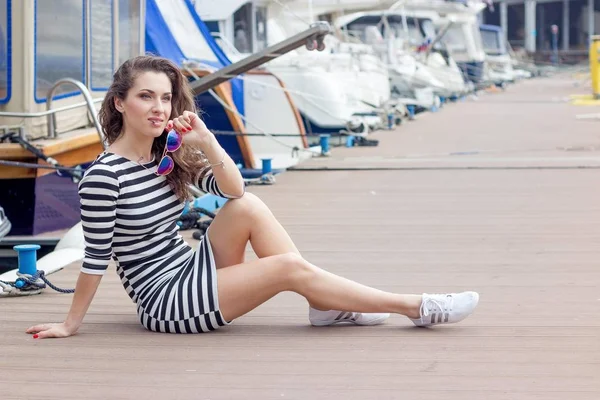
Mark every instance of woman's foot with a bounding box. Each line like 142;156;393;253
410;291;479;327
309;308;390;326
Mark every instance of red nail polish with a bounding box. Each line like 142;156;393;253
33;334;39;339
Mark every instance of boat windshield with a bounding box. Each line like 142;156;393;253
481;29;502;54
442;25;468;54
387;20;424;45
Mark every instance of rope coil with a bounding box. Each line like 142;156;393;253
0;270;75;297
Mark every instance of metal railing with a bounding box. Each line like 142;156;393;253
45;78;104;144
0;78;105;145
0;98;103;119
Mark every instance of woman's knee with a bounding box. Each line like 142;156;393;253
223;192;270;218
275;253;315;289
231;192;265;206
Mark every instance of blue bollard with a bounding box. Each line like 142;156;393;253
387;113;394;130
14;244;41;276
346;135;354;147
261;158;272;175
320;134;330;155
407;105;415;120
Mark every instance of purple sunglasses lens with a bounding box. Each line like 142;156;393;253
157;156;174;175
166;130;182;152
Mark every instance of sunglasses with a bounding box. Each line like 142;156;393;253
156;129;183;175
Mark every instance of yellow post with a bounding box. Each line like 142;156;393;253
590;35;600;99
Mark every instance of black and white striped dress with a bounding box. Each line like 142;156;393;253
78;152;240;333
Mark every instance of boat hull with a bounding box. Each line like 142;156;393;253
1;173;81;236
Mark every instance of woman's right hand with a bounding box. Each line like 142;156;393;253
26;322;78;339
26;272;103;340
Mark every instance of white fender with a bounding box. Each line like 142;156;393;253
0;222;85;282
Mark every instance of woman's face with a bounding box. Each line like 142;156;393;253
115;71;173;140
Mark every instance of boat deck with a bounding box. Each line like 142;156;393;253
1;72;599;399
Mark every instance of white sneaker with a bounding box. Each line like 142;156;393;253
410;291;479;327
309;308;390;327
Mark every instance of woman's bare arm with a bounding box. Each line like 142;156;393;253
173;111;245;197
26;272;102;339
199;136;245;197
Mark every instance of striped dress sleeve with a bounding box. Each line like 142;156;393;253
197;168;245;199
78;163;120;275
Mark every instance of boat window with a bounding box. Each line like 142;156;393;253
90;0;113;90
381;16;424;45
420;19;446;51
0;0;10;103
205;20;220;34
442;25;468;54
345;16;383;42
421;19;437;40
480;29;501;54
233;3;253;53
407;19;425;45
389;20;423;45
118;0;141;66
35;0;84;102
345;23;370;42
255;6;267;51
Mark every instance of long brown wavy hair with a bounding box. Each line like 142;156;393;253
98;55;206;201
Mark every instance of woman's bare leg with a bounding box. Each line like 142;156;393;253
208;193;301;268
208;193;386;311
217;253;423;322
210;195;480;326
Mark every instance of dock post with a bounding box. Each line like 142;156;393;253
589;35;600;99
13;244;40;287
261;158;272;175
320;134;331;156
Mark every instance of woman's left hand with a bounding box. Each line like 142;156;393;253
168;111;214;147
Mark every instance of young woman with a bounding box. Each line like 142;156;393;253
26;56;479;338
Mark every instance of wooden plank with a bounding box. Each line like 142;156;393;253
0;161;37;178
0;128;103;178
0;128;101;159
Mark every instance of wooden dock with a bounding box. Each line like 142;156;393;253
1;72;599;399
